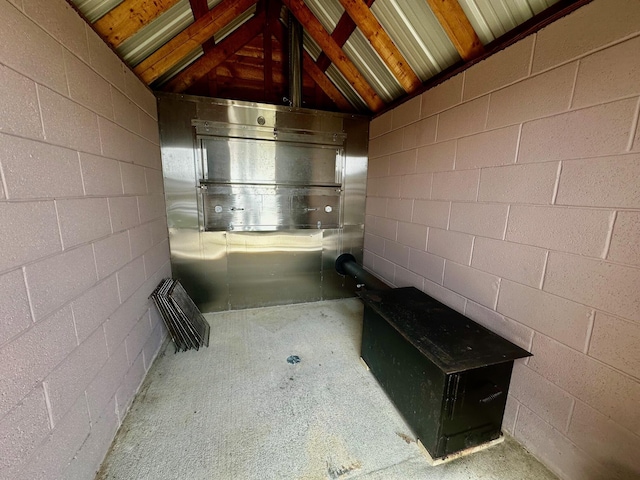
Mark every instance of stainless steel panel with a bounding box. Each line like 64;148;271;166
196;100;276;128
201;136;342;185
158;93;369;311
227;231;322;309
342;116;369;226
202;185;341;231
276;110;344;133
158;95;199;230
168;229;229;312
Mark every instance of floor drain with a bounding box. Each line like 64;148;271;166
287;355;301;364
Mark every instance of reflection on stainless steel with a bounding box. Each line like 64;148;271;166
202;184;341;231
228;231;322;309
158;93;369;311
288;13;303;108
201;136;343;185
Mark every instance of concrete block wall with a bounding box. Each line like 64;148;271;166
365;0;640;478
0;1;170;478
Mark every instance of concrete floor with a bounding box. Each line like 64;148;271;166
97;298;559;480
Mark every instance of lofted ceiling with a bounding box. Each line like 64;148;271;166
68;0;588;114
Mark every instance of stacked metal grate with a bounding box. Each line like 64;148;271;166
151;278;210;353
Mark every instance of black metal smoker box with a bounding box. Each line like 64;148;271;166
358;287;531;462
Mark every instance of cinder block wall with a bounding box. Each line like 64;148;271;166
0;1;171;478
365;0;640;478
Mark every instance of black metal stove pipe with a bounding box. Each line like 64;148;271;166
335;253;391;291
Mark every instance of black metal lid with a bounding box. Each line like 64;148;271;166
358;287;531;374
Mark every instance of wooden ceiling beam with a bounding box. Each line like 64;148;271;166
303;52;354;112
188;0;209;18
134;0;259;84
164;12;266;93
188;0;217;51
282;0;384;112
315;0;374;72
215;62;315;87
237;44;284;61
338;0;421;93
94;0;181;48
425;0;484;61
272;13;353;112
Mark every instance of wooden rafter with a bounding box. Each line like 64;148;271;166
338;0;421;93
188;0;209;18
94;0;181;48
188;0;217;51
425;0;484;61
134;0;259;84
215;62;314;86
303;52;354;112
282;0;384;112
164;12;266;93
272;18;353;111
315;0;374;72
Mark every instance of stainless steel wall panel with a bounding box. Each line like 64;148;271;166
342;116;369;227
196;101;276;128
168;229;229;312
158;95;199;231
201;185;341;231
158;93;368;311
227;231;322;309
202;137;341;185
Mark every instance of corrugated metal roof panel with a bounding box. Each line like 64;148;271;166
152;48;204;88
303;31;322;61
372;0;460;81
529;0;555;15
304;0;344;34
117;0;195;66
117;0;253;68
326;64;368;111
459;0;561;44
149;5;257;86
71;0;122;22
343;29;403;103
